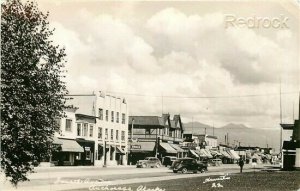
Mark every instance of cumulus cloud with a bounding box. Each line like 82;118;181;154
45;3;299;129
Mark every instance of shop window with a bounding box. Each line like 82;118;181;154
145;129;150;135
65;119;72;132
86;151;91;160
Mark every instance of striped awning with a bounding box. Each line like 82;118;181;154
190;150;199;158
169;144;185;152
160;143;177;154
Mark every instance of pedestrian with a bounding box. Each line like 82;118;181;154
238;158;244;173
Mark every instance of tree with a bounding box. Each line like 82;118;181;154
1;0;68;186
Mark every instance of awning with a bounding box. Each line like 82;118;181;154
195;149;207;157
116;147;125;155
59;138;84;153
160;143;177;154
169;144;185;152
52;136;63;145
190;150;199;158
130;142;155;153
221;150;232;159
204;149;213;158
229;150;240;160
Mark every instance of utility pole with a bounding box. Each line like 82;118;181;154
161;93;163;115
103;141;107;167
131;118;134;141
213;123;214;136
279;80;283;154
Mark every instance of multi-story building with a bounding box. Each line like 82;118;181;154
52;91;128;166
128;114;185;164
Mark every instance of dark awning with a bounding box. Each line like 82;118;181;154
160;143;177;154
59;138;84;153
130;142;155;153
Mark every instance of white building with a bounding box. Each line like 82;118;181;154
54;91;128;166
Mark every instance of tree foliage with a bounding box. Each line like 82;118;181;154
1;0;68;186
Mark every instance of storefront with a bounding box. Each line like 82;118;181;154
75;138;95;166
128;142;156;165
51;138;84;166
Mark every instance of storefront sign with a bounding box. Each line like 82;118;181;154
131;145;141;149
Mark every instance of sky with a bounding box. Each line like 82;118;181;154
37;0;300;129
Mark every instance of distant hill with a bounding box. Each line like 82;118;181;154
183;122;280;152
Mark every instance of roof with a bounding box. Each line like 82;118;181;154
129;116;165;127
65;95;96;116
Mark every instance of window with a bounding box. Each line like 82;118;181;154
105;110;109;121
65;119;72;132
111;129;114;140
98;108;103;120
98;127;102;139
164;127;168;135
121;131;125;141
83;123;88;137
116;112;119;123
86;151;91;160
145;129;150;135
105;128;108;140
122;113;126;124
77;124;81;136
116;130;119;140
89;125;93;137
111;111;114;122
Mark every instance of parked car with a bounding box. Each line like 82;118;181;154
136;157;162;168
163;156;177;167
171;158;208;173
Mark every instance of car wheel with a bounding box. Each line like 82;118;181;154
156;163;160;168
181;168;188;174
173;170;178;173
142;163;147;168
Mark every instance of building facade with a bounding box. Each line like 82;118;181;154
128;114;185;164
52;91;128;166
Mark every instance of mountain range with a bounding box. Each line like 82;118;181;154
183;122;280;152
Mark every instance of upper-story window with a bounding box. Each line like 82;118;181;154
77;124;81;136
105;128;108;140
122;113;126;124
98;127;102;139
83;123;88;137
116;112;119;123
111;111;114;122
145;129;151;135
111;129;114;140
116;130;119;140
105;110;109;121
98;108;103;120
65;119;72;132
121;131;125;141
89;125;93;137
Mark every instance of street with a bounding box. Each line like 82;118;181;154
1;164;274;191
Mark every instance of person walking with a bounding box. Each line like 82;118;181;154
238;158;244;173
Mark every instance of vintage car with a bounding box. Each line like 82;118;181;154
136;157;162;168
171;158;208;173
162;156;177;167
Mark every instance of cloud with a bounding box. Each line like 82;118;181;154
46;4;298;130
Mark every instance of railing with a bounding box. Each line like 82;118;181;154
128;134;183;142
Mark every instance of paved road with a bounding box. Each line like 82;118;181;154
1;164;265;191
